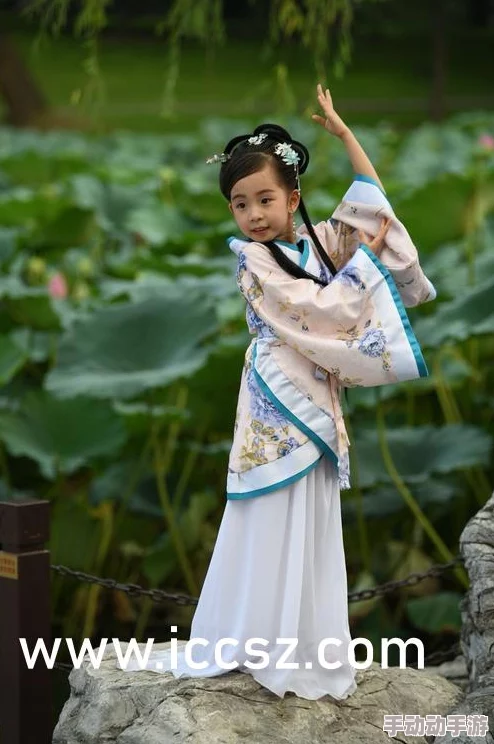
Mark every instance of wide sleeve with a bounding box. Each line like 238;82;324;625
237;240;429;388
318;174;437;308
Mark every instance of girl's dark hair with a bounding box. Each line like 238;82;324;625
219;123;337;284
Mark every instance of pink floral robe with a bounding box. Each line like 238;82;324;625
226;174;436;498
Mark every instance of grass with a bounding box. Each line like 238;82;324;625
2;25;494;134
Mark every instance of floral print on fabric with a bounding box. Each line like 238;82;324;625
326;366;364;388
358;328;387;358
277;436;300;456
237;419;302;469
229;352;307;471
236;249;247;284
246;303;277;339
334;264;366;291
342;318;391;372
246;361;287;428
241;418;268;467
237;250;264;304
325;220;359;272
246;274;264;303
288;306;310;332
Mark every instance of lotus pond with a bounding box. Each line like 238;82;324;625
0;113;493;656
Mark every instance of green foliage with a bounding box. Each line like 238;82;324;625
45;292;219;398
353;424;492;488
406;593;463;634
24;0;382;117
0;114;493;648
414;274;494;346
0;390;126;478
0;335;27;384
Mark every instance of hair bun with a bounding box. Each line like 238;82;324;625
252;123;290;141
252;123;309;175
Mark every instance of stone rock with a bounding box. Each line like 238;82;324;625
431;491;494;744
427;655;469;691
52;493;494;744
53;642;462;744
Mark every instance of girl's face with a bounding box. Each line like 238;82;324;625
228;163;300;244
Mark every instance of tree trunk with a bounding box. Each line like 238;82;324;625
0;34;48;127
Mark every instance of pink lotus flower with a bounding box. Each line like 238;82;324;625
48;272;68;299
478;133;494;151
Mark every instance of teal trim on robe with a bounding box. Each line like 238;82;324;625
358;243;429;378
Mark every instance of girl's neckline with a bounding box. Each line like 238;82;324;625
246;236;305;252
276;238;305;251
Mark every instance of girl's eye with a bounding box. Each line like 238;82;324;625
234;198;271;209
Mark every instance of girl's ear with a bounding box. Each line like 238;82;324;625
228;202;233;215
289;189;301;212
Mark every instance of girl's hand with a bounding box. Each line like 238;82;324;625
358;218;391;257
311;83;349;139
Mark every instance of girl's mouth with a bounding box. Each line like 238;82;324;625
252;227;268;234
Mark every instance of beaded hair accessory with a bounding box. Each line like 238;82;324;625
205;152;231;164
273;141;301;190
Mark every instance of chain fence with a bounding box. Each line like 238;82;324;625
50;556;466;673
50;555;465;606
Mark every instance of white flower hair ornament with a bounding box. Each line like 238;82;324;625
205;152;231;164
274;142;301;190
247;133;268;146
274;142;300;167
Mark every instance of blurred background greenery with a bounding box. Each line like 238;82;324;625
0;0;493;722
1;0;494;130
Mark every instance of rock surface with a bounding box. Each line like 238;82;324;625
427;655;468;691
52;643;462;744
431;492;494;744
52;492;494;743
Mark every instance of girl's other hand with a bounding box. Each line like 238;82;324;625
311;83;349;138
358;218;391;257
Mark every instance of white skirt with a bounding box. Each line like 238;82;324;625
123;455;357;701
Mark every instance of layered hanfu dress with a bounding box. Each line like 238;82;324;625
121;175;437;700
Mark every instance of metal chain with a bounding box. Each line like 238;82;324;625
51;564;199;605
407;641;462;669
51;555;465;606
347;556;465;602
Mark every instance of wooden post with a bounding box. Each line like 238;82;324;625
0;500;52;744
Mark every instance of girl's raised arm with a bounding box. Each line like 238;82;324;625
311;83;385;192
310;82;436;308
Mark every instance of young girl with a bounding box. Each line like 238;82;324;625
123;84;436;700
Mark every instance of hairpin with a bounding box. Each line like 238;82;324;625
205;152;231;164
274;142;300;167
247;133;268;146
